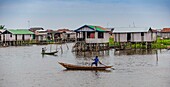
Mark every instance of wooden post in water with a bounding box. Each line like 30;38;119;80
135;42;136;49
90;43;92;52
60;45;63;54
156;50;158;65
50;44;52;52
65;43;69;50
96;43;98;52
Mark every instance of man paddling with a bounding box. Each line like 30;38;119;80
42;47;46;53
91;56;102;67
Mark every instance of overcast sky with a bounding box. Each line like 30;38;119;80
0;0;170;29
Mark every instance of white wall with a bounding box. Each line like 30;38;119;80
38;35;46;41
114;33;118;42
86;32;110;43
3;34;13;41
2;34;33;41
144;32;152;41
76;32;83;38
152;33;157;41
24;35;33;40
114;33;127;42
133;33;142;42
120;34;127;42
66;33;76;39
70;34;76;39
161;33;170;38
114;32;156;42
17;35;22;40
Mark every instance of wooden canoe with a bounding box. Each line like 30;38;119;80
42;51;58;55
58;62;113;70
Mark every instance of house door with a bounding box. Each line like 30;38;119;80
15;35;17;41
22;35;25;41
83;32;85;41
33;34;35;39
67;34;70;38
141;32;144;41
3;34;5;42
127;33;131;42
0;35;1;41
40;36;43;41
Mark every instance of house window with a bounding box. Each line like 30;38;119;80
127;33;131;41
87;32;95;38
10;34;12;37
67;34;70;38
141;32;144;36
98;32;104;38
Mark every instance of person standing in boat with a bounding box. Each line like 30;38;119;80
91;56;102;67
42;47;46;53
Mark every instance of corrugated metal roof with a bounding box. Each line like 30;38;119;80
87;25;110;32
75;25;110;32
113;27;151;33
8;29;34;34
161;28;170;32
0;29;5;33
29;27;44;32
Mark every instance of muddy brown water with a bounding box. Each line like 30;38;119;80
0;43;170;87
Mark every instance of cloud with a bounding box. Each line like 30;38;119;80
0;0;170;29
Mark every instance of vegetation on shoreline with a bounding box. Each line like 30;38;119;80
109;37;170;49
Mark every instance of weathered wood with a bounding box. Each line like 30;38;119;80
58;62;113;70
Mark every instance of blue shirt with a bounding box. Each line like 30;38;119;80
94;57;99;63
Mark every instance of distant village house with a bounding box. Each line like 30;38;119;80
52;29;76;42
34;30;48;43
1;29;34;46
161;28;170;39
113;27;157;49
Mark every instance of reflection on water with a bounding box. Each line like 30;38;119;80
74;50;110;58
62;69;112;80
72;44;162;58
63;69;112;73
42;54;58;58
73;50;110;66
0;43;170;87
114;49;157;56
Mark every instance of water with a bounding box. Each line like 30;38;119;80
0;43;170;87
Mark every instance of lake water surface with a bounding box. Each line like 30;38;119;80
0;43;170;87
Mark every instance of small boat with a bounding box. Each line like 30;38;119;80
42;50;58;55
41;43;58;55
167;46;170;50
58;62;113;70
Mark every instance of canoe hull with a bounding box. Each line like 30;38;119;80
58;62;113;70
42;51;58;55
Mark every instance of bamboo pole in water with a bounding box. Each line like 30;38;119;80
60;45;63;54
56;43;58;51
156;50;158;62
65;41;69;50
50;44;52;52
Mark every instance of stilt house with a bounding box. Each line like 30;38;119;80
53;29;76;42
34;30;48;42
1;29;34;46
113;27;156;43
113;27;157;49
0;29;5;44
73;25;111;51
29;27;44;40
161;28;170;38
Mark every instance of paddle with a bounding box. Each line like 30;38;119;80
91;58;115;70
99;61;115;70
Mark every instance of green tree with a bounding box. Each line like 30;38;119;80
0;25;5;29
